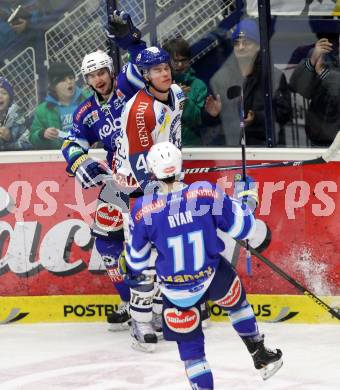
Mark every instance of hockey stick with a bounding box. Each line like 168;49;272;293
236;239;340;320
228;85;252;275
184;131;340;174
106;0;121;73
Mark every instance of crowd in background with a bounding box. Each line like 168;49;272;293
0;0;339;151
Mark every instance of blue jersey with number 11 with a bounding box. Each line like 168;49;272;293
126;181;256;307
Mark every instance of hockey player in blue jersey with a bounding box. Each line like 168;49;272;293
125;142;283;388
61;14;146;331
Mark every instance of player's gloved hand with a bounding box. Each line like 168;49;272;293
74;157;109;189
233;174;258;212
106;10;141;49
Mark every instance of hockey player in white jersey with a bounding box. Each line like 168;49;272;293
115;45;184;190
113;45;186;351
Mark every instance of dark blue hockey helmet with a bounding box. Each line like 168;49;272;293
135;46;170;71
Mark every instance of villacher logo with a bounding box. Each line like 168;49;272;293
164;307;200;333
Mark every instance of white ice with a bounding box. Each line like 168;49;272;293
1;322;339;389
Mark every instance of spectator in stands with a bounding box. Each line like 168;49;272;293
0;1;47;64
287;16;339;68
0;77;31;151
290;35;340;146
209;18;292;146
30;62;90;150
163;37;222;146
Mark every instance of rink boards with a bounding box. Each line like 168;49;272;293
0;148;339;325
0;294;339;324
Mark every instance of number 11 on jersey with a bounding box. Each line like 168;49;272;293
167;230;205;273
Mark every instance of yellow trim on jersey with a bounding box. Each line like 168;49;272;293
70;154;89;173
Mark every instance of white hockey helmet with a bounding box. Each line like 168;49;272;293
81;50;114;80
147;141;182;179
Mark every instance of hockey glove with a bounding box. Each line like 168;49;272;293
73;156;109;189
234;174;258;213
106;10;141;50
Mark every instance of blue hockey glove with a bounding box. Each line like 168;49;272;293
234;174;258;212
106;10;141;50
74;157;109;189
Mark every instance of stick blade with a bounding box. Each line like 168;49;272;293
321;131;340;162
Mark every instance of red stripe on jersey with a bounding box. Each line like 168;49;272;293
126;90;155;155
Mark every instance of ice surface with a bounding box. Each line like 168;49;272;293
1;322;339;389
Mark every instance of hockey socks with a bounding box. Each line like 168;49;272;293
129;284;158;352
185;358;213;390
228;302;283;380
113;280;130;302
95;237;131;301
228;301;259;337
177;337;213;389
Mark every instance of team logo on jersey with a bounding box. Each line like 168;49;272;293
169;113;181;146
67;145;82;159
176;91;185;100
72;123;80;134
164;307;200;333
185;188;220;200
102;256;124;283
158;107;167;124
135;101;150;147
92;110;99;121
161;266;214;285
101;103;112;116
113;97;124;110
116;88;126;100
214;276;242;307
75;101;92;121
107;268;124;283
98;117;121;140
134;199;166;222
95;203;123;231
84;110;100;126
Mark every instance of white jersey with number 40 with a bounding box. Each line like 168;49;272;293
115;84;185;190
